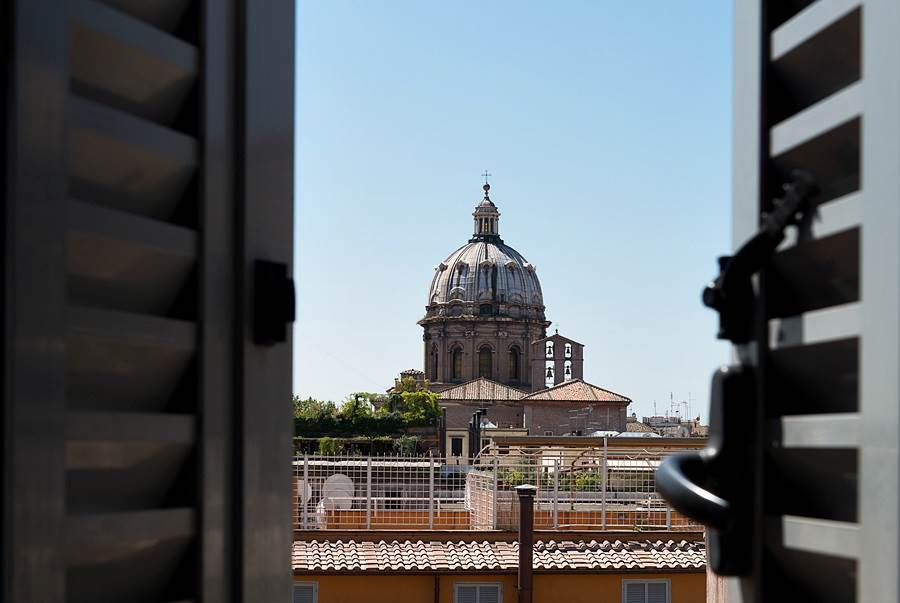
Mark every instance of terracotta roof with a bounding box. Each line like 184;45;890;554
292;539;705;574
523;379;631;403
438;378;527;402
625;421;656;433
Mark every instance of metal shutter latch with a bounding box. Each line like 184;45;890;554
253;259;296;346
656;171;819;576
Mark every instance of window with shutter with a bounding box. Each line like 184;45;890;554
3;0;294;600
454;583;502;603
724;1;869;601
622;579;670;603
293;582;317;603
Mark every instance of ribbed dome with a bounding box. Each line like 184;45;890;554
427;241;543;310
423;182;545;322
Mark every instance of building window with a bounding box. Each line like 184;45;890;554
545;341;554;358
508;347;520;381
293;582;318;603
564;360;572;381
622;579;670;603
544;430;553;436
452;347;463;381
455;583;502;603
479;303;493;315
565;342;572;358
545;361;554;388
430;346;439;381
478;346;492;379
451;437;463;457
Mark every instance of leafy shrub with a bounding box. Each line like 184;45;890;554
317;436;344;455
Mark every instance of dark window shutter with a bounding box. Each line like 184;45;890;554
293;582;317;603
729;1;867;601
3;0;294;601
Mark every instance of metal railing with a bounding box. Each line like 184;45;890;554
293;446;701;532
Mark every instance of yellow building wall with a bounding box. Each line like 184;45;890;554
296;572;705;603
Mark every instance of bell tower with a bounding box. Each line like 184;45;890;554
530;331;584;391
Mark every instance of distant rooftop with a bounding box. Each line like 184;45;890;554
523;379;631;403
292;537;705;574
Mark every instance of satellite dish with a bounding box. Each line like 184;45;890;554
322;474;354;510
296;479;312;505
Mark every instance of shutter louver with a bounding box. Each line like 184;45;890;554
5;0;294;599
456;585;478;603
479;584;501;603
731;1;863;600
647;581;668;603
64;0;201;600
293;582;317;603
624;582;646;603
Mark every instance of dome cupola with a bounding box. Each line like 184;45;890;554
472;182;501;241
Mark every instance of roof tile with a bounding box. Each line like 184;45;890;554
523;379;631;403
293;538;704;574
438;378;527;402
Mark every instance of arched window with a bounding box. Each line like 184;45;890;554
565;343;572;358
478;346;493;379
508;348;520;381
430;346;439;381
451;347;463;381
545;341;554;358
544;361;555;388
564;360;573;381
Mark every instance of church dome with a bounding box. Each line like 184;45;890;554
423;182;545;320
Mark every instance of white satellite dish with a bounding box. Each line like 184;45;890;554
322;474;354;510
296;478;312;505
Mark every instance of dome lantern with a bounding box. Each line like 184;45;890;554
472;177;501;242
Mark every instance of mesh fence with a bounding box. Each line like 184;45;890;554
293;446;700;532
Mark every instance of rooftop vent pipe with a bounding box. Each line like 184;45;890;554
516;484;537;603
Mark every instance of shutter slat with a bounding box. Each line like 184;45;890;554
456;585;477;603
293;582;316;603
647;581;668;603
624;582;646;603
479;584;500;603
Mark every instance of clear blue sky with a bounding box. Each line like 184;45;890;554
294;2;733;422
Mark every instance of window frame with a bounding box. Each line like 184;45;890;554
621;578;671;603
451;346;464;381
454;582;503;603
451;436;463;457
293;581;318;603
508;346;520;381
478;345;493;379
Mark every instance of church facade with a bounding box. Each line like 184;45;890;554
417;180;632;442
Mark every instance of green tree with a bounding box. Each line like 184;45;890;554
399;390;441;425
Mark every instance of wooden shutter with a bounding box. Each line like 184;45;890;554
293;582;317;603
2;0;294;601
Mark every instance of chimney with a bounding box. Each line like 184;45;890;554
515;484;537;603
